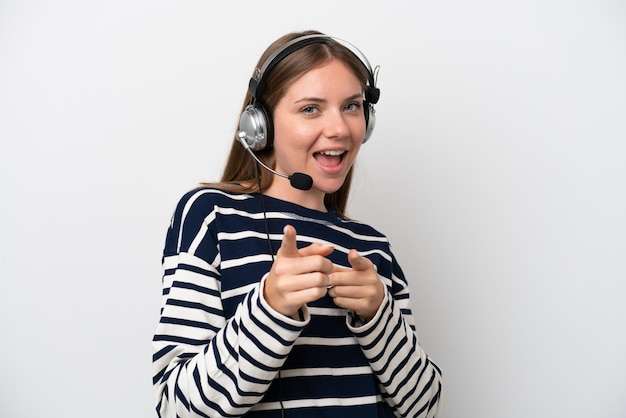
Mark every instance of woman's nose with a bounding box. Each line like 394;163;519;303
323;110;350;139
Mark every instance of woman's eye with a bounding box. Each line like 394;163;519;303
344;102;362;112
301;105;318;114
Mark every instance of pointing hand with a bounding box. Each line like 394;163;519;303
328;249;385;322
264;225;334;318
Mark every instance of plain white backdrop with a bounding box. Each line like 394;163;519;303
1;1;625;417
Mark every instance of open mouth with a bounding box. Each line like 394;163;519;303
313;150;346;167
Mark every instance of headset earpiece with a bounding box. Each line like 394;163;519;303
237;104;273;151
363;102;376;144
237;34;380;151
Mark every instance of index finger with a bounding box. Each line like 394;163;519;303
348;249;373;271
276;225;299;258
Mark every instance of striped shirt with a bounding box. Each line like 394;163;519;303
153;188;442;417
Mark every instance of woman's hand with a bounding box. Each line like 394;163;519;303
328;250;385;322
263;225;335;318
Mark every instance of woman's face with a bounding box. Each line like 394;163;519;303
269;58;366;208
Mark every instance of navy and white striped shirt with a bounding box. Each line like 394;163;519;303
153;188;442;417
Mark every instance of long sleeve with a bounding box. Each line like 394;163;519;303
349;256;442;418
152;191;307;417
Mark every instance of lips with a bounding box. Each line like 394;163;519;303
313;150;346;168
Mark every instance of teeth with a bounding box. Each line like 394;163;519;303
320;150;345;156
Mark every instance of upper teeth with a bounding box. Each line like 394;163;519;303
320;150;344;156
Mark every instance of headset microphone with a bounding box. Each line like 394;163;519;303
236;131;313;191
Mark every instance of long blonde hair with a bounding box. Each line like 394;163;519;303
202;30;369;217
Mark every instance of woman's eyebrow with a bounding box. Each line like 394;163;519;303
294;93;363;104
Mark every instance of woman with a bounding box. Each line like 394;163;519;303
153;30;442;418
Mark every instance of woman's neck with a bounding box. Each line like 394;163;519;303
264;178;327;212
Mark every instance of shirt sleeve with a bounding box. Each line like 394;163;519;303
152;191;308;417
348;254;443;418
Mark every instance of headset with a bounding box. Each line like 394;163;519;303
237;34;381;152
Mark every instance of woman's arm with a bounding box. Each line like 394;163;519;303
152;191;308;417
153;272;307;417
349;255;443;418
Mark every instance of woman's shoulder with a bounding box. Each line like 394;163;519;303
175;185;255;212
337;214;387;240
165;185;257;238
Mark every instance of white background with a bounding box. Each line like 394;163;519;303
1;1;625;417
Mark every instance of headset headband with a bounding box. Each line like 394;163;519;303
248;34;380;104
